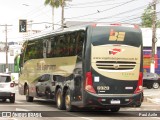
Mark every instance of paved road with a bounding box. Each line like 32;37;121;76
143;87;160;104
0;87;159;120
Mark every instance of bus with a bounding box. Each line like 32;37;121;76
18;23;143;112
14;54;20;73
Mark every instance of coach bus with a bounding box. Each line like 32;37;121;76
14;54;20;73
18;23;143;112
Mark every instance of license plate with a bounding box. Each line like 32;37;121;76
110;99;120;104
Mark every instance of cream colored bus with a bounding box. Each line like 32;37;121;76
18;23;143;112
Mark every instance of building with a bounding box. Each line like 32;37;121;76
142;28;160;74
0;42;22;73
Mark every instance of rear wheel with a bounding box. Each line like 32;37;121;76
110;107;120;112
152;82;159;89
25;85;33;102
65;89;76;112
56;88;65;110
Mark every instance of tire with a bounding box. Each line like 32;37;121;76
25;85;33;102
146;85;152;89
65;89;76;112
135;103;141;107
152;82;159;89
110;107;120;112
10;97;15;103
56;88;65;110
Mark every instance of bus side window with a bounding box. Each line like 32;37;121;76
66;34;71;56
46;39;52;57
59;35;65;56
77;31;85;57
70;33;76;56
43;40;47;58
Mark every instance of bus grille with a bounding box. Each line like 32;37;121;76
96;61;136;70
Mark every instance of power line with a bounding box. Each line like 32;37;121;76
65;1;128;9
65;0;138;20
68;4;148;28
89;4;149;22
68;0;113;6
67;3;153;27
118;11;160;25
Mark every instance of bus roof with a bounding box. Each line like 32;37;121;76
25;23;139;41
26;26;86;41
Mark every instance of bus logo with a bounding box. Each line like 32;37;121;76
109;29;125;41
108;48;124;55
113;64;119;69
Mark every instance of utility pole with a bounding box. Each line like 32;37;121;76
0;24;12;73
61;0;65;28
52;7;54;30
150;0;157;73
61;0;72;28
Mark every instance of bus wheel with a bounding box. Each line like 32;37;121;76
65;89;75;112
146;85;152;89
110;107;120;112
25;85;33;102
135;103;141;107
56;88;65;110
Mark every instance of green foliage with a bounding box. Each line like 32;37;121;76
141;6;153;27
141;5;160;28
44;0;65;8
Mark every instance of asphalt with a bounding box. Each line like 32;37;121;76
143;87;160;104
15;86;160;104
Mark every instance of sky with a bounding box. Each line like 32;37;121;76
0;0;159;42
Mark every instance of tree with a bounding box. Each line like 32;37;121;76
44;0;66;29
141;5;160;28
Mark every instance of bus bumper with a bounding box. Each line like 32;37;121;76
83;91;143;108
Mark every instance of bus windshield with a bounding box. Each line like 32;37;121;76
91;26;142;47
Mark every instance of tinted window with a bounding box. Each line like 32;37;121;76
25;39;43;60
0;76;11;82
91;26;142;47
47;30;85;58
